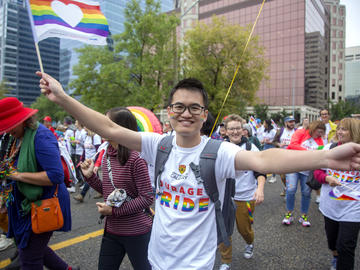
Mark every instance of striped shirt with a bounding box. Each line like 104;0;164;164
85;145;153;236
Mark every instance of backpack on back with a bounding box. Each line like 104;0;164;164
154;136;236;247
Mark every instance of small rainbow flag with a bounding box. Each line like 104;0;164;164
329;186;360;201
27;0;109;45
249;116;260;135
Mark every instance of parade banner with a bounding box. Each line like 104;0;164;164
27;0;109;45
128;106;163;134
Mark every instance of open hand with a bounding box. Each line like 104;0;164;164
326;142;360;171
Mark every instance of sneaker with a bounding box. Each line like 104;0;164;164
282;212;294;225
67;186;76;193
0;235;14;251
316;195;320;204
330;256;337;270
280;189;286;196
244;244;254;259
268;176;277;183
219;263;230;270
73;194;84;203
299;215;311;227
79;184;85;191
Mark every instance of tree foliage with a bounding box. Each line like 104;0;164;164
70;0;179;113
0;80;10;99
31;95;68;123
253;104;268;121
182;16;267;116
329;100;360;121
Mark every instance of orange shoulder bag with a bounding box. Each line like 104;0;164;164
31;185;64;234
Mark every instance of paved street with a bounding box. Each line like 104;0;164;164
1;178;359;269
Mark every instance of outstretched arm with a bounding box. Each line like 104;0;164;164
235;142;360;174
37;72;142;152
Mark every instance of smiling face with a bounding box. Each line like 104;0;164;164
336;125;351;143
226;120;243;144
312;128;325;139
167;89;208;140
320;110;329;123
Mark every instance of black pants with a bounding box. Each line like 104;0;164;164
98;231;152;270
72;154;83;183
324;216;360;270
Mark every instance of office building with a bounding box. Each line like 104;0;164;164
345;46;360;101
0;0;60;105
324;0;346;103
176;0;332;120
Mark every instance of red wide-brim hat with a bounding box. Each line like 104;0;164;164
0;97;38;134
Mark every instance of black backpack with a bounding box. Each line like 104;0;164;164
154;136;236;247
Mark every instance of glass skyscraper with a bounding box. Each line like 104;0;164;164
0;0;60;105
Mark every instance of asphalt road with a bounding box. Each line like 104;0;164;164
1;178;359;270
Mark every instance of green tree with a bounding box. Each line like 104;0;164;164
0;80;10;99
182;16;267;116
254;104;268;121
329;100;360;121
31;95;68;123
71;0;179;112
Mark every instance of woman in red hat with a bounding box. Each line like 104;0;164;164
0;97;76;270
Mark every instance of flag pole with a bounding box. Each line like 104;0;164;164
35;43;44;73
26;0;44;73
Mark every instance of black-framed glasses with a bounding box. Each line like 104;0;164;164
169;103;205;115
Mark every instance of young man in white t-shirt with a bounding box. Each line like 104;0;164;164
218;114;266;270
37;72;360;270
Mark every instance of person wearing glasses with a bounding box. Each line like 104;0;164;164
37;72;360;270
320;109;337;144
218;114;265;270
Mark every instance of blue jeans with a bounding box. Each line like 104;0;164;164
285;172;311;214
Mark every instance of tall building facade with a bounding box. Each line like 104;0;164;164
324;0;346;103
0;0;60;105
60;0;174;90
345;46;360;99
176;0;331;119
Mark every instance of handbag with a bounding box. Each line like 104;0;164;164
306;171;322;190
31;185;64;234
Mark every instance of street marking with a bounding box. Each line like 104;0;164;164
0;229;103;269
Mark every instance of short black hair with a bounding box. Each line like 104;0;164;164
201;111;215;137
168;78;208;108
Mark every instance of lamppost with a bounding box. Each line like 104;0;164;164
291;66;296;118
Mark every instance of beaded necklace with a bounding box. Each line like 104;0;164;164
0;136;22;208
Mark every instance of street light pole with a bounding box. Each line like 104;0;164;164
292;67;296;118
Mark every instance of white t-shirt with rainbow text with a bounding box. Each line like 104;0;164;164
141;133;239;270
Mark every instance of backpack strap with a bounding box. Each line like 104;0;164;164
154;135;174;195
245;141;251;151
190;139;231;246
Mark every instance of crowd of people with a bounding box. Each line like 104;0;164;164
0;74;359;270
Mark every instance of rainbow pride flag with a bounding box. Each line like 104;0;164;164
27;0;109;45
329;185;360;201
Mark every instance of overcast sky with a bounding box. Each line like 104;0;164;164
340;0;360;47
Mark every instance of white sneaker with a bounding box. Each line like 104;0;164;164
219;263;230;270
268;176;277;183
79;184;85;190
316;196;320;204
67;186;76;193
0;235;14;251
244;244;254;259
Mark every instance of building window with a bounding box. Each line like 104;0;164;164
339;63;342;69
339;96;342;101
333;42;336;49
339;52;343;58
332;54;336;61
339;19;343;26
325;92;328;100
332;79;336;87
332;67;336;74
332;18;336;25
339;42;343;49
332;92;335;99
333;6;337;13
339;85;342;92
325;80;328;87
340;8;344;15
339;31;343;38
